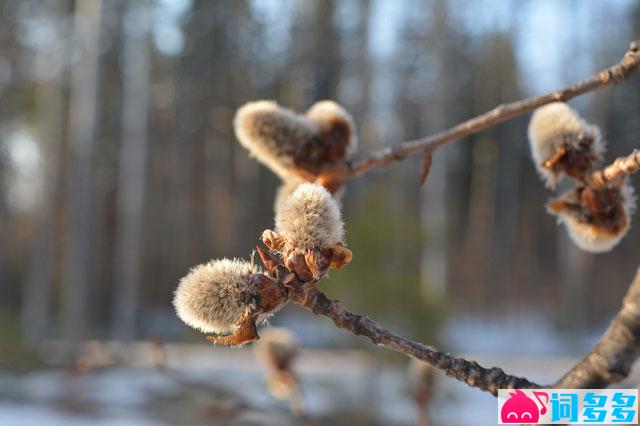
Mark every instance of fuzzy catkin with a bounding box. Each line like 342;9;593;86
274;180;305;215
306;100;358;158
235;100;358;184
275;183;344;251
549;182;635;253
173;259;259;334
234;101;316;180
528;102;604;187
274;180;345;216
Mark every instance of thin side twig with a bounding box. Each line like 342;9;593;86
347;41;640;179
555;266;640;388
286;282;538;396
588;149;640;188
419;149;434;187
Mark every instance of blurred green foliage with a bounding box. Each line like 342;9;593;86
0;312;38;371
324;184;447;345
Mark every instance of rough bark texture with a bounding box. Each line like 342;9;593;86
555;266;640;388
287;282;538;395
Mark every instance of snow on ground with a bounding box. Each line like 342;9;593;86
2;343;637;426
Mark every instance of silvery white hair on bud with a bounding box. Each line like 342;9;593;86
306;100;358;157
528;102;604;188
275;180;346;217
173;258;260;334
274;180;304;215
275;183;344;251
234;101;316;180
551;183;635;253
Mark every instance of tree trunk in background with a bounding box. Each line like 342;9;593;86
226;2;261;256
0;0;31;309
111;0;150;341
88;0;123;335
420;75;449;300
63;0;102;346
341;0;372;204
311;0;340;101
461;34;521;307
177;0;218;266
420;148;449;300
462;134;497;297
413;0;456;300
21;1;67;343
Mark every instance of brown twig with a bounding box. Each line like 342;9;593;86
253;249;539;395
260;244;640;396
555;266;640;388
588;149;640;188
287;264;640;396
347;41;640;179
279;277;538;396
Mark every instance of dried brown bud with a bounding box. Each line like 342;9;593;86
254;328;304;416
547;181;635;253
254;327;300;372
528;102;604;188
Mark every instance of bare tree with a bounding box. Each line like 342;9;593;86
63;0;102;346
110;0;151;341
21;0;67;343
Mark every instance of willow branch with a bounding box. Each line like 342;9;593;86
555;266;640;388
588;149;640;188
347;41;640;179
284;281;538;396
286;265;640;395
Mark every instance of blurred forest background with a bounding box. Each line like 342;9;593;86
4;0;640;423
1;0;640;391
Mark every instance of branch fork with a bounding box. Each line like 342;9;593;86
179;40;640;399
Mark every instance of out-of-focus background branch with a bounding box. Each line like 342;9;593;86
556;265;640;388
2;0;640;424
